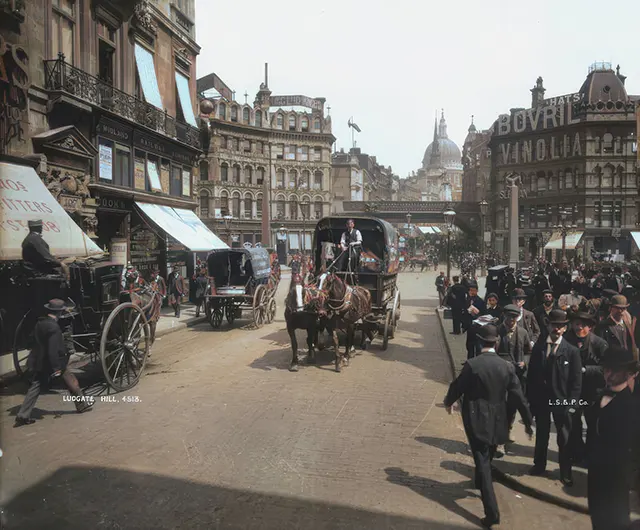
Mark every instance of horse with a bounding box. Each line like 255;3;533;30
323;273;372;372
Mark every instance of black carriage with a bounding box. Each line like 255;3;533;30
6;257;160;392
205;247;279;329
312;216;401;350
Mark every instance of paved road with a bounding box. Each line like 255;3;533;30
0;271;590;529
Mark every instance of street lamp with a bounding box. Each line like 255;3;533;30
554;213;577;262
221;214;234;246
406;212;412;257
300;200;310;255
479;200;488;276
443;207;456;280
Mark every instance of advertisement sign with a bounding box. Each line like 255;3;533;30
0;162;102;260
269;95;322;111
99;144;113;181
134;158;146;190
110;238;128;265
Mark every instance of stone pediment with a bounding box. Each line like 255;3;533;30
31;125;98;160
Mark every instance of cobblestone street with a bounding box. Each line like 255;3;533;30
1;271;590;529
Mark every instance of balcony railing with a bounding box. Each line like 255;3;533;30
44;56;200;150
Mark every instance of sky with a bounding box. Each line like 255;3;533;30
195;0;639;178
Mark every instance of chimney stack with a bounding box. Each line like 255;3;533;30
264;63;269;88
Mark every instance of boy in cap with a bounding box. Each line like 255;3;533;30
587;346;639;530
445;324;533;528
15;299;93;427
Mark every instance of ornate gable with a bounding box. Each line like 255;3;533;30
31;125;98;160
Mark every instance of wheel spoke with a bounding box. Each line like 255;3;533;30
127;313;142;341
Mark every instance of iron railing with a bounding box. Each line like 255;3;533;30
44;56;200;150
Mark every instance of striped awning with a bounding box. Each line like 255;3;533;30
418;226;443;235
544;231;584;250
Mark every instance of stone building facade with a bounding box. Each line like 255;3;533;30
461;117;492;204
197;70;334;253
1;0;203;277
489;64;639;261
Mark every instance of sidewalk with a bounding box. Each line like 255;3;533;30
436;308;640;518
0;303;206;382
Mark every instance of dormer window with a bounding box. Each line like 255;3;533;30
289;115;296;130
276;114;283;129
231;106;238;122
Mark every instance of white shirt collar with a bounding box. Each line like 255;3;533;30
481;348;495;353
546;336;562;345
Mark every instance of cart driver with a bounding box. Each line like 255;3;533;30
335;219;362;272
21;219;62;277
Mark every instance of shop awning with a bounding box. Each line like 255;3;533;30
631;232;640;250
418;226;443;235
544;231;584;250
135;202;228;252
0;161;103;260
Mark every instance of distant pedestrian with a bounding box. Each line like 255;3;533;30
446;276;467;335
168;265;184;317
444;324;533;528
193;268;208;318
587;346;639;530
435;271;447;308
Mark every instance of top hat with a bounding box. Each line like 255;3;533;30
610;295;629;308
477;324;498;344
44;299;67;312
548;309;569;326
601;346;639;371
503;304;520;317
28;219;43;229
512;288;527;300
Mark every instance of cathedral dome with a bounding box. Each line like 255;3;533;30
421;112;462;171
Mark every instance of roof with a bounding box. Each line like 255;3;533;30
578;65;628;104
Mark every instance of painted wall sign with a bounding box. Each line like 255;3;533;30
96;117;132;143
0;35;30;153
97;196;131;211
269;95;323;111
496;133;583;166
133;130;194;166
496;97;584;136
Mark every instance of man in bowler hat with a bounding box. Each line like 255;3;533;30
527;309;582;486
445;324;533;528
511;288;540;348
15;299;93;427
587;346;639;530
595;295;637;354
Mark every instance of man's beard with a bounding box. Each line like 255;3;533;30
544;300;553;307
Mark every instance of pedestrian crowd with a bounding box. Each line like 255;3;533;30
441;260;640;529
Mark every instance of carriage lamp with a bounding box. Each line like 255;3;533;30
443;208;456;280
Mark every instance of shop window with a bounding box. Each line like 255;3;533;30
170;165;181;196
220;192;229;216
145;158;163;192
255;110;262;128
243;107;250;123
52;0;76;64
256;167;265;186
98;140;114;183
115;145;131;187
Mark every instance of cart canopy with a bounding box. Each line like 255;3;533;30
207;247;271;281
0;161;103;260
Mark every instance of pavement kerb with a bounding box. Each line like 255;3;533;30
435;308;590;515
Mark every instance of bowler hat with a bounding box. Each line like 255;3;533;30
477;324;498;344
601;346;639;371
602;289;619;299
44;299;67;312
503;304;520;317
512;288;527;300
569;308;597;326
28;219;43;229
548;309;569;326
610;295;629;308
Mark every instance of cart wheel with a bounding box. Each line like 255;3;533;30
266;298;277;324
382;311;391;351
100;302;150;392
390;290;401;339
253;285;266;328
12;311;34;380
210;302;223;328
225;302;238;325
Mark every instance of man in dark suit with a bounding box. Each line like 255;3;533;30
167;265;185;318
484;293;502;319
445;325;533;528
527;309;582;486
21;219;63;277
446;276;468;335
564;308;608;463
533;289;557;339
512;288;540;348
595;295;635;352
464;280;487;359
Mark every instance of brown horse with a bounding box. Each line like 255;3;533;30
324;273;372;372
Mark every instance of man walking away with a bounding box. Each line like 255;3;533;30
168;265;184;317
527;309;582;486
445;325;533;528
435;271;447;308
15;299;93;427
588;346;639;530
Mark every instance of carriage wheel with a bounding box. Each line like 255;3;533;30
12;311;34;380
266;298;277;324
209;301;224;328
205;297;212;321
225;302;238;325
382;311;391;351
390;290;401;339
252;285;266;328
100;302;150;392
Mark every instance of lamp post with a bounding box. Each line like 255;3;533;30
406;212;412;257
221;214;234;246
443;207;456;280
300;200;310;255
479;200;488;277
554;214;577;262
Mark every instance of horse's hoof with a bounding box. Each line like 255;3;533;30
289;363;299;372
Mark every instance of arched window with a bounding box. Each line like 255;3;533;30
276;196;286;219
231;106;238;122
314;118;320;131
232;164;241;183
276;114;283;129
231;192;241;216
244;166;252;184
256;167;265;186
199;160;209;181
220;163;228;182
300;197;311;219
602;133;614;152
243;107;250;123
288;170;298;189
199;190;209;217
289;115;296;130
537;172;546;191
256;194;263;218
299;170;310;189
218;103;226;119
301;117;309;131
244;194;253;218
255;110;262;128
314;171;323;189
601;165;613;187
220;191;229;216
314;199;323;219
565;169;573;189
289;196;298;219
276;169;285;188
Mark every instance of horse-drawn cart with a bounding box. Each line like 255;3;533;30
205;247;279;329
